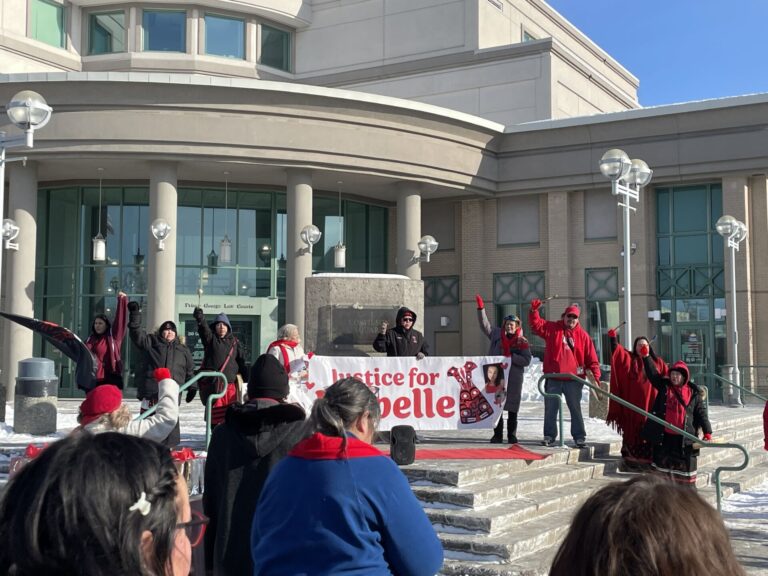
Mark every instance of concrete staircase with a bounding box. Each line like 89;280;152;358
400;406;768;576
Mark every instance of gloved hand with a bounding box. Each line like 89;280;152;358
153;367;171;381
127;301;140;313
516;337;529;350
607;329;617;338
703;433;712;442
185;387;198;403
475;294;484;310
416;352;425;360
379;321;388;335
531;298;542;311
639;344;650;358
193;307;204;321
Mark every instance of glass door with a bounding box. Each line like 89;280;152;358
674;323;717;401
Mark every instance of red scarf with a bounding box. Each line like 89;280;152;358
268;339;299;373
664;384;692;434
500;327;522;357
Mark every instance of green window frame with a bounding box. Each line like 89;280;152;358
425;276;460;306
493;271;545;356
259;23;292;72
88;11;126;55
585;268;619;365
30;0;66;48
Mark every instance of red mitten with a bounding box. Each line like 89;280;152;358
607;329;617;338
531;299;542;311
475;294;484;310
154;367;171;381
639;344;650;358
703;433;712;442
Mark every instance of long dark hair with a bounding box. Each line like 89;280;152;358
307;377;381;450
90;313;111;337
550;475;746;576
0;432;180;576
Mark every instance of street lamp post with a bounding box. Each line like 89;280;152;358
0;90;53;308
716;215;748;407
599;149;653;345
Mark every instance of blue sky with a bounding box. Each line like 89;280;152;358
544;0;768;107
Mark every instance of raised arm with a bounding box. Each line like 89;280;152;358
111;291;128;343
476;294;493;340
528;299;547;339
125;367;179;442
193;307;213;345
372;321;388;353
127;302;151;351
641;352;665;390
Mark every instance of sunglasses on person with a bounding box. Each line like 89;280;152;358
177;509;209;548
566;314;579;320
401;317;414;323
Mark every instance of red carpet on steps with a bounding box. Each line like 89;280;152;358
414;445;549;460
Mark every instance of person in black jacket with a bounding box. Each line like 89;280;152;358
186;308;248;426
372;306;429;358
128;301;194;447
203;354;306;576
640;343;712;487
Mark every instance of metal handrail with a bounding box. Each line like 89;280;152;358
537;372;750;512
134;371;228;449
691;371;767;404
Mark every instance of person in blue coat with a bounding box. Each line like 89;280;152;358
251;377;444;576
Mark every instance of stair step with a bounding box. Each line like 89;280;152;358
413;461;607;508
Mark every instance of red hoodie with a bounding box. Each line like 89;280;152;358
529;308;600;381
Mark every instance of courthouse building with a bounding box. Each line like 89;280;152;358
1;0;766;401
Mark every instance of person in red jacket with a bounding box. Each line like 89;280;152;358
529;300;600;448
85;291;128;389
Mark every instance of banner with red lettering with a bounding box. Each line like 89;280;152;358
299;355;510;431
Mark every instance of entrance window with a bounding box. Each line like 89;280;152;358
655;184;725;395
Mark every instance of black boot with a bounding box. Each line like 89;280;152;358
507;412;518;444
490;416;503;443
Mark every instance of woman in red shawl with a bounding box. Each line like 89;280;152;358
607;331;666;471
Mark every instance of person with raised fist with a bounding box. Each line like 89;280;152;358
640;351;712;487
529;299;600;448
476;294;531;444
128;301;194;447
372;306;429;359
85;290;128;389
607;332;667;471
188;307;248;427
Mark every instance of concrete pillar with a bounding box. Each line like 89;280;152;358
750;176;768;372
147;162;178;330
2;162;38;409
396;182;421;280
286;169;313;339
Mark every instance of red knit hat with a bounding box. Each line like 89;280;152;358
79;385;123;426
563;305;580;318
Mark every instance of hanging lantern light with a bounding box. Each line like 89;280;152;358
219;171;232;264
333;180;346;269
92;168;106;262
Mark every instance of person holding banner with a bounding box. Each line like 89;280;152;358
373;306;429;359
476;295;532;444
252;377;444;576
529;300;600;448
